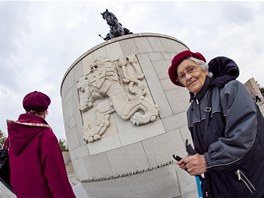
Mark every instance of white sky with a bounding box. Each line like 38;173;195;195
1;1;264;140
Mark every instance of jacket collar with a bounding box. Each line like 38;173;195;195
190;76;211;102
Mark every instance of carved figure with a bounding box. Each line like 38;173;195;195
99;9;133;40
77;55;159;143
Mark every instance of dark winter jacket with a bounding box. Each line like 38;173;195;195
7;113;75;198
187;57;264;198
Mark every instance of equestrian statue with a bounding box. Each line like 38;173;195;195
99;9;133;40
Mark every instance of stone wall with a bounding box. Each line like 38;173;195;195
60;33;197;198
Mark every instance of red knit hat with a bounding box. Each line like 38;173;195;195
23;91;51;112
168;50;206;86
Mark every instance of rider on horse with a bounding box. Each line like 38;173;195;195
100;9;133;40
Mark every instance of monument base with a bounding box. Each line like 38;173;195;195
82;165;181;198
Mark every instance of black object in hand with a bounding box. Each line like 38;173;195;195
173;155;182;161
186;139;196;155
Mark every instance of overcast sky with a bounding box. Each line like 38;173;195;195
1;1;264;140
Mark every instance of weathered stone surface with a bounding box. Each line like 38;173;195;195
61;33;195;198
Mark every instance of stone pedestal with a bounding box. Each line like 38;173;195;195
61;33;197;198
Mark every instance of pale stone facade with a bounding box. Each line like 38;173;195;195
60;33;198;198
77;55;159;143
244;77;264;105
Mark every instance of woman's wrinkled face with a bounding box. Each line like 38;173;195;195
177;59;208;94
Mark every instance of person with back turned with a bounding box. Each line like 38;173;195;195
7;91;75;198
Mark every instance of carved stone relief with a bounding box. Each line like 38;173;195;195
77;55;159;143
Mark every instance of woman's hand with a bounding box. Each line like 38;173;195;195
177;154;207;176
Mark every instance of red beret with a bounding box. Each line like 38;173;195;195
23;91;51;112
168;50;206;86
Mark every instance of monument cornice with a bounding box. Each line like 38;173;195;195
60;32;188;95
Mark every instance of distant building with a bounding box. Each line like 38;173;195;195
244;77;264;105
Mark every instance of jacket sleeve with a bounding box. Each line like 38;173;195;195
204;80;258;172
40;129;76;198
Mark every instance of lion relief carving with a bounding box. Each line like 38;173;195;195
77;55;159;143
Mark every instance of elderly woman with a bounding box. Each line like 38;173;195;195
7;91;75;198
168;50;264;198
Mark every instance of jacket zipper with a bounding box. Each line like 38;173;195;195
236;169;256;193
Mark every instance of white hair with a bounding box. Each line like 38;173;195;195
188;57;213;77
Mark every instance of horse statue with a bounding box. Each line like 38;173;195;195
99;9;133;40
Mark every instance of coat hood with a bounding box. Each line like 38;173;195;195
208;56;239;88
7;113;50;156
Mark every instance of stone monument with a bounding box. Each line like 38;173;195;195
77;55;159;143
61;32;198;197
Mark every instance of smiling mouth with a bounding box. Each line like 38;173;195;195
187;80;196;87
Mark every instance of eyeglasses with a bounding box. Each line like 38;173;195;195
177;66;199;82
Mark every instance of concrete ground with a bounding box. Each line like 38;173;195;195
0;183;15;198
0;160;88;198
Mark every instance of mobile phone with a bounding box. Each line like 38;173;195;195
173;154;182;161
